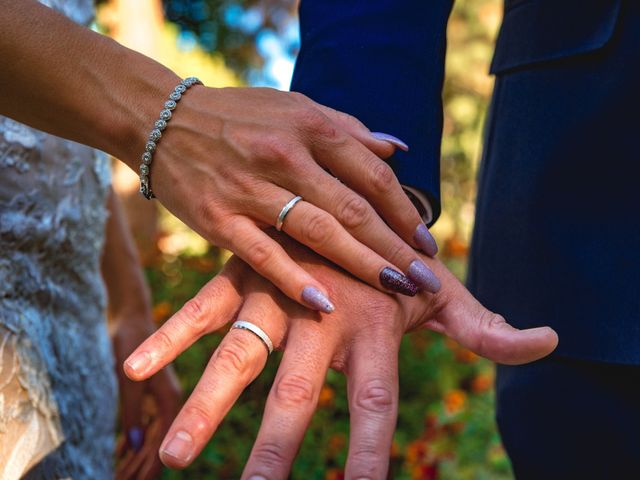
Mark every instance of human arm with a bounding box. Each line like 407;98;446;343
0;0;440;308
101;188;181;479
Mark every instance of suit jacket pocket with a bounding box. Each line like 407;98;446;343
490;0;622;75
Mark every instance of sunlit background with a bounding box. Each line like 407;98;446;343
96;1;509;478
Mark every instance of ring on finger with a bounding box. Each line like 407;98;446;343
231;320;274;354
275;195;303;231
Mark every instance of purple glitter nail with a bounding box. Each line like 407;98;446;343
379;267;418;296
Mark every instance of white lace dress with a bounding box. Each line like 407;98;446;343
0;1;118;478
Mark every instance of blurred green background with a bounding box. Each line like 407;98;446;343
98;0;509;478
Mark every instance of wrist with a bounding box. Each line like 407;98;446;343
92;38;181;168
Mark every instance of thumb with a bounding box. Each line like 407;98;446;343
424;275;558;365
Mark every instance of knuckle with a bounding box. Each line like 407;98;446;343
369;161;396;194
181;403;213;435
274;373;316;408
349;448;382;478
354;379;395;415
251;441;289;468
297;106;328;130
215;338;252;379
179;298;209;333
255;133;294;165
383;241;409;266
153;329;175;354
302;211;337;247
476;310;507;356
246;238;277;271
337;194;371;229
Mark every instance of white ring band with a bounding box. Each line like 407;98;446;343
231;320;274;354
275;195;303;231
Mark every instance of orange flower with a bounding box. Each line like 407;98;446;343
472;371;494;393
406;440;428;464
412;464;438;480
455;348;479;363
327;433;346;456
152;301;172;323
444;389;467;415
318;385;335;407
390;439;402;459
325;468;344;480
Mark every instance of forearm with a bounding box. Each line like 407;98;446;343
0;0;179;167
102;188;152;319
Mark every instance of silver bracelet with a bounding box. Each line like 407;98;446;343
139;76;203;199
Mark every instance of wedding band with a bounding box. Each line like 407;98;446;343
275;195;303;231
231;320;274;354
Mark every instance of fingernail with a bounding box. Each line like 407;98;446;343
302;286;335;313
125;351;151;375
407;260;441;293
162;430;193;463
249;477;267;480
127;426;144;452
414;224;438;256
379;267;418;296
371;132;409;151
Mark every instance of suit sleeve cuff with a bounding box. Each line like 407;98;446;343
402;185;434;225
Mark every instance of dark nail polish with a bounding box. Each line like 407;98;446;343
407;260;441;293
380;267;418;296
414;224;438;256
371;132;409;151
302;286;335;313
127;426;144;452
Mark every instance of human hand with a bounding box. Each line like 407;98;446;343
112;315;182;480
145;85;440;312
124;237;557;478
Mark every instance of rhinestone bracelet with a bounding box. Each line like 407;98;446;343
139;76;203;199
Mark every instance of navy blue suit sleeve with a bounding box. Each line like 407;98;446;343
291;0;454;224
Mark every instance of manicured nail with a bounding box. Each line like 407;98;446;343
371;132;409;151
127;426;144;452
302;286;335;313
414;224;438;256
162;430;193;463
248;477;267;480
407;260;441;293
379;267;418;296
125;351;151;375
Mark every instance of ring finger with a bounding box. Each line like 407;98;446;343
158;294;286;469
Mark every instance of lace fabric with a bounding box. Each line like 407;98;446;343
0;1;118;478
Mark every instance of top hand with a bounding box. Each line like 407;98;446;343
149;86;440;310
124;235;557;478
0;2;439;310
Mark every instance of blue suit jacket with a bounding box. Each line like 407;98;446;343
291;0;640;364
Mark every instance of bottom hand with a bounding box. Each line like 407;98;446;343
124;236;557;478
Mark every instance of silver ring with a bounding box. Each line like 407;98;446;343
231;320;274;354
275;195;303;231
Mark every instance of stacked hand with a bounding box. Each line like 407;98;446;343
124;234;557;479
149;86;440;309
